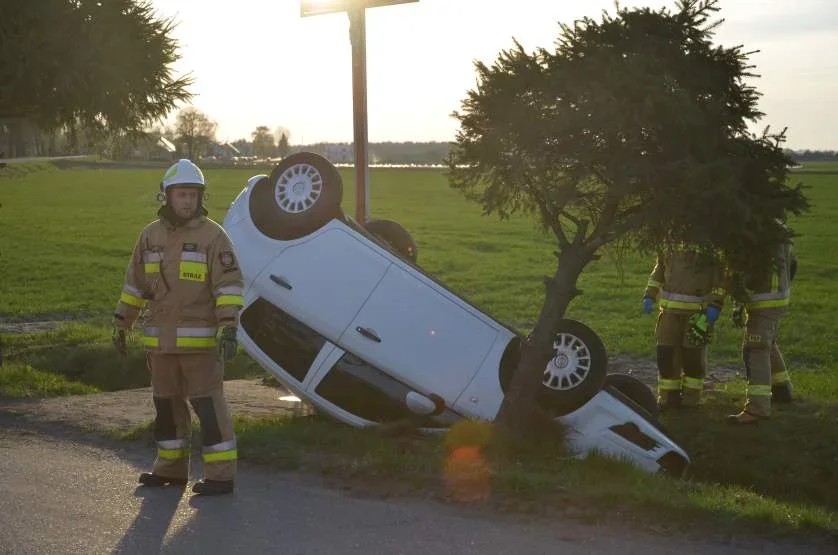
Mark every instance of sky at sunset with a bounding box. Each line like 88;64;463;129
150;0;838;149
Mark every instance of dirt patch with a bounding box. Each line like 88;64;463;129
608;354;742;389
0;313;101;334
0;358;743;436
0;378;304;433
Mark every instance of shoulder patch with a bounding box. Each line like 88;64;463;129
219;250;236;268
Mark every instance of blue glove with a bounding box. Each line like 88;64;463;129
642;297;655;315
705;305;721;323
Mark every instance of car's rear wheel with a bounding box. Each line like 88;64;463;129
604;373;659;418
364;219;418;263
249;152;343;240
536;319;608;416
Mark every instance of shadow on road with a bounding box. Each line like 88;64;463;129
112;486;185;555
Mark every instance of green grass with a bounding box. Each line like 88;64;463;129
2;161;836;368
0;361;98;397
2;160;837;541
0;321;267;393
232;415;838;539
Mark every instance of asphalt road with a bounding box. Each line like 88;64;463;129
0;417;832;555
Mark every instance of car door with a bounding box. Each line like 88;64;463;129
338;264;499;402
253;226;391;341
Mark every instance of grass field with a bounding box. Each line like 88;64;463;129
1;160;837;368
1;159;837;541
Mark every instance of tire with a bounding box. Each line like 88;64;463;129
604;373;659;418
365;219;418;263
249;152;343;240
536;319;608;416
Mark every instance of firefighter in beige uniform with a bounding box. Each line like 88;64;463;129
642;245;726;409
727;240;796;424
112;159;244;496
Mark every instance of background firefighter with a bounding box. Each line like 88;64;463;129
112;159;244;496
642;245;726;410
728;238;797;424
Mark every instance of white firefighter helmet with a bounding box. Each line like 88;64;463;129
160;159;205;191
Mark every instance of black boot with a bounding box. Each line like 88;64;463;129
191;479;234;496
138;472;187;487
772;382;794;403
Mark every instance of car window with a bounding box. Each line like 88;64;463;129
314;351;461;426
240;297;325;382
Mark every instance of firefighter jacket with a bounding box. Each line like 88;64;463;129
644;246;726;314
739;242;795;313
113;213;245;353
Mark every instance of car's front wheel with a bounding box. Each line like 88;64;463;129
536;319;608;416
249;152;343;240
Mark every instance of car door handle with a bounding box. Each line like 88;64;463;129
356;326;381;343
269;274;292;290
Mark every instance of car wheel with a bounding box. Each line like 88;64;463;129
537;319;608;416
365;219;418;263
604;373;659;418
249;152;343;240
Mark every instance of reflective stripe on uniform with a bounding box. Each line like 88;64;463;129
180;252;207;263
143;326;160;348
747;384;772;397
176;337;216;348
158;448;189;460
747;298;790;310
202;439;237;463
658;378;681;391
142;327;217;349
119;292;146;308
143;251;162;273
682;376;703;391
771;371;791;384
659;291;704;310
176;327;217;348
215;286;244;307
659;299;703;310
216;295;244;307
157;439;189;460
647;279;663;289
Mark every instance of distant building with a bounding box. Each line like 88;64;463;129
130;135;177;161
208;141;242;161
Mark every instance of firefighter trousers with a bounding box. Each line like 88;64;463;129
148;352;237;482
655;311;709;406
742;309;786;417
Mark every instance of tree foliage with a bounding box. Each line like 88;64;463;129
175;107;216;161
277;132;291;158
0;0;192;132
446;0;809;431
252;126;276;159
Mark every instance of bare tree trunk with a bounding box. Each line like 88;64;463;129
495;244;591;435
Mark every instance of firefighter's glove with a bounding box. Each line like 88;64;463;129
687;313;713;347
112;327;127;356
218;326;238;362
642;297;655;315
732;305;747;328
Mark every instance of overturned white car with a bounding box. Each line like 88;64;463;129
223;152;690;477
